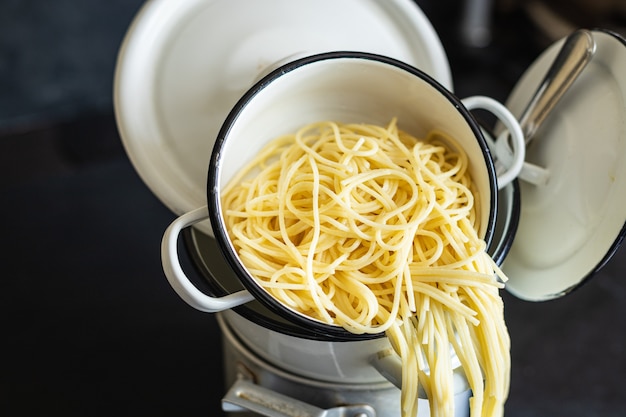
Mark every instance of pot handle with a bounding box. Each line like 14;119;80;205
161;206;255;312
370;348;470;396
461;95;526;190
222;379;376;417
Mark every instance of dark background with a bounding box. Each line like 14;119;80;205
1;1;625;416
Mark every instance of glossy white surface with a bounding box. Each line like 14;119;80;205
113;0;452;236
502;31;626;301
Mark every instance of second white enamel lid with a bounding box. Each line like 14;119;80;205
502;30;626;301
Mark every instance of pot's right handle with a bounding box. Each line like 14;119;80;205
161;206;255;312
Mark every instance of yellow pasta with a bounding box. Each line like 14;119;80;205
222;119;510;417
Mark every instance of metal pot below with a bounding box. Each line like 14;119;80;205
219;313;471;417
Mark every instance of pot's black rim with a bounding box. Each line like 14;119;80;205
206;51;499;341
487;179;520;267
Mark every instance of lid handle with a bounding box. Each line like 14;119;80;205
520;28;596;144
161;206;254;312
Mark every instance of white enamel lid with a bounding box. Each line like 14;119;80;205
113;0;452;236
502;30;626;301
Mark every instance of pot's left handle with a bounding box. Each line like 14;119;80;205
161;206;255;312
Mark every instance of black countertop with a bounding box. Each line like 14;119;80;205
2;1;625;416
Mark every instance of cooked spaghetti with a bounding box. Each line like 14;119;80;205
221;119;510;417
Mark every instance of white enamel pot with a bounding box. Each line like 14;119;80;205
162;52;525;339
